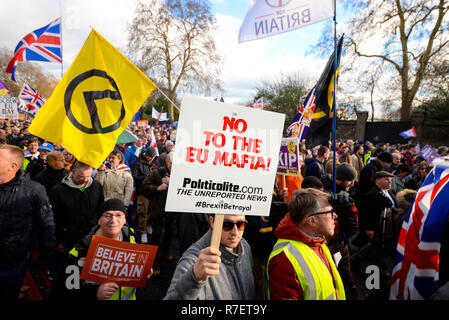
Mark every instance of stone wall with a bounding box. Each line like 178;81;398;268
336;120;357;140
337;110;449;147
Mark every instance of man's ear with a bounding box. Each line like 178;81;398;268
209;215;214;229
304;215;316;227
10;161;19;173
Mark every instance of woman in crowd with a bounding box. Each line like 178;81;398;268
95;150;134;208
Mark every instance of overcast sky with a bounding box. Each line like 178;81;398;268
1;0;346;106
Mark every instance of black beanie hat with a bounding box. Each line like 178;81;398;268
336;163;357;181
98;198;127;219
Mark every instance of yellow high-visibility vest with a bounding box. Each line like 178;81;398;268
267;238;346;300
69;229;137;300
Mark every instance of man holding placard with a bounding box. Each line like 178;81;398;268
162;95;285;299
164;214;255;300
51;198;155;300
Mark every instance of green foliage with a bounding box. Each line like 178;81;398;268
142;95;179;123
254;74;309;126
418;92;449;121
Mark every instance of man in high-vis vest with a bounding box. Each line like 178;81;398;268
266;188;346;300
50;198;151;300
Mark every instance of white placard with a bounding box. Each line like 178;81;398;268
0;97;18;119
165;96;285;216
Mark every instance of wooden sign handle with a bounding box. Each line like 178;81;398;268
210;214;224;251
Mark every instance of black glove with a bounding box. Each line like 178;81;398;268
330;191;354;210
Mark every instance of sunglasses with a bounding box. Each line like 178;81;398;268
310;209;336;217
222;220;248;231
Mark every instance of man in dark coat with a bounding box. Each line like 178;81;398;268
49;161;104;256
356;171;397;247
25;141;53;180
324;163;360;300
354;170;399;299
352;170;397;291
142;151;174;272
0;144;55;300
35;151;70;195
6;126;22;146
131;147;159;241
355;151;393;207
245;179;288;299
304;145;329;179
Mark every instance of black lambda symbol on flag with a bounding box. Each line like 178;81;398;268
64;69;125;134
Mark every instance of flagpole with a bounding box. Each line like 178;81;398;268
156;87;180;111
60;0;64;79
332;0;337;194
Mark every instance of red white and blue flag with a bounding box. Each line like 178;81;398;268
390;158;449;300
19;84;46;108
18;84;46;116
287;87;317;141
6;17;62;81
105;163;131;173
249;97;263;109
149;128;160;157
399;127;417;139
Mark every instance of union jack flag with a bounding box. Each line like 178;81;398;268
286;87;317;142
390;158;449;300
249;97;263;109
19;84;46;108
6;17;62;81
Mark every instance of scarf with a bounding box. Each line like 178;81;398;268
105;163;131;173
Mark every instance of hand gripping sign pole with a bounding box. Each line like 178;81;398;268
210;214;225;251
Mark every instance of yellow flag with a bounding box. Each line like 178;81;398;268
29;29;157;168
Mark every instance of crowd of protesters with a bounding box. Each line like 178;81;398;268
1;117;449;301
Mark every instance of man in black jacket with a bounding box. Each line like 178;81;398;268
244;178;288;299
354;170;398;299
359;171;397;240
131;147;159;242
35;151;70;195
142;151;174;272
324;163;360;300
0;144;55;300
355;151;392;208
6;126;22;146
48;161;104;278
25;140;53;180
303;145;329;179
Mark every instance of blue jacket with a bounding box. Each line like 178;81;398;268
124;144;146;168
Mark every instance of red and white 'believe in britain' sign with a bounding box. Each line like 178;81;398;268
80;236;158;287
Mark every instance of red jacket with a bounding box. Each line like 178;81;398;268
267;213;334;300
402;151;414;167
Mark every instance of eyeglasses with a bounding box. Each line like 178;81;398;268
222;220;247;231
310;209;336;217
102;214;125;221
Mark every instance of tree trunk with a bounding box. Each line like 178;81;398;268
400;94;413;121
168;102;174;121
